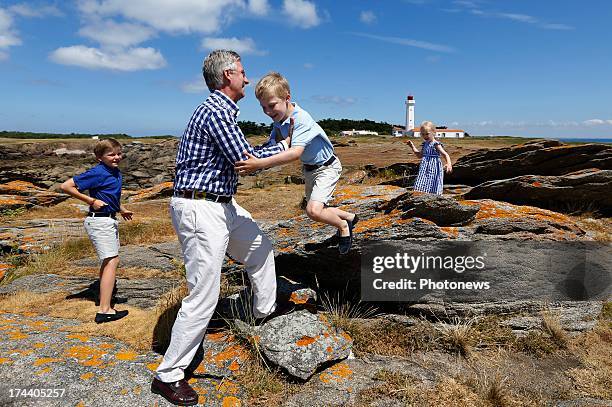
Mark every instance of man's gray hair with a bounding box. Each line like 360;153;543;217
202;50;241;92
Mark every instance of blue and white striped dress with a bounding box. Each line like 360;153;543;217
413;140;444;194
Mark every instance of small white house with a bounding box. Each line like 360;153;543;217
409;128;466;138
340;129;379;137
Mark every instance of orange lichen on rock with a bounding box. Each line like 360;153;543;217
440;227;459;238
217;380;240;395
33;357;62;366
296;336;317;347
64;345;107;368
115;350;138;361
67;334;89;342
319;362;354;384
146;362;160;372
36;367;52;375
206;332;232;343
289;292;310;304
80;372;95;380
531;181;543;187
467;200;573;224
222;396;242;407
8;329;28;340
209;344;248;367
33;342;45;349
0;358;13;364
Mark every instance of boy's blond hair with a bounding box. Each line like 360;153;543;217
255;72;290;100
420;121;436;136
94;138;122;158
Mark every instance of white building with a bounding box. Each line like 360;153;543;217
340;129;379;137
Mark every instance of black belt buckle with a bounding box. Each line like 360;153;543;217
304;155;336;171
175;190;231;203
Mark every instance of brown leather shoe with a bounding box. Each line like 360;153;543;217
151;377;198;406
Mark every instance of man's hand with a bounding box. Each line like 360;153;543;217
91;199;108;211
120;208;134;221
235;152;264;175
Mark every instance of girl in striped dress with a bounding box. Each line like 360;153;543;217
407;121;453;194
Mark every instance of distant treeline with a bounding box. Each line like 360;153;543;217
0;131;174;139
238;118;393;136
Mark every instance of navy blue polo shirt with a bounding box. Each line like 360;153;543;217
73;163;122;214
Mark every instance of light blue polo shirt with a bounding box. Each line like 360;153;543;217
270;103;334;165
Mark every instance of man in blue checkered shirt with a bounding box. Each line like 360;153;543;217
152;50;289;406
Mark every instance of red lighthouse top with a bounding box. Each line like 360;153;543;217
407;95;414;100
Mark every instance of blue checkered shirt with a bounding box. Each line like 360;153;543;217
174;91;286;196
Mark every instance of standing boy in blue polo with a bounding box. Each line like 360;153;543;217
235;72;358;254
61;138;133;323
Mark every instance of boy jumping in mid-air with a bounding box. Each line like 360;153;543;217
235;72;357;254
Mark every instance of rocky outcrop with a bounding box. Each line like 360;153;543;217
381;192;479;226
0;180;69;212
0;140;177;190
0;312;246;406
266;185;587;290
464;169;612;215
126;182;174;202
446;140;612;185
0;274;181;309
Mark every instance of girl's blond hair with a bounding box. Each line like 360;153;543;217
420;121;436;136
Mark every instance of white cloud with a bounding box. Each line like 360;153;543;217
360;10;376;24
0;50;8;61
282;0;320;29
541;23;574;31
248;0;269;16
181;78;208;93
311;95;356;106
583;119;612;126
350;32;456;53
201;37;267;56
0;8;21;51
79;21;155;48
497;13;537;24
8;3;63;18
77;0;245;34
303;62;314;69
49;45;166;71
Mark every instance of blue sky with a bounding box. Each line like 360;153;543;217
1;0;611;138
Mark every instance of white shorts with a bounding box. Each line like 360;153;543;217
304;158;342;204
84;216;119;261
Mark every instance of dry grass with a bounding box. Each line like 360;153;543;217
16;199;86;220
541;311;569;349
234;184;304;221
434;317;478;357
574;216;612;242
348;318;439;356
319;289;379;334
152;283;188;352
118;218;176;245
566;304;612;399
5;237;95;284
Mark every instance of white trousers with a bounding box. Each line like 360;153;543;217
156;197;277;382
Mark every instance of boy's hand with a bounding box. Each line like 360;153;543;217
120;208;133;221
444;163;453;173
406;140;415;149
235;152;263;175
91;199;108;211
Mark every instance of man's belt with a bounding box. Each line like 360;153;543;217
174;190;232;203
303;155;337;172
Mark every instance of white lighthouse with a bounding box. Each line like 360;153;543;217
405;95;415;133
